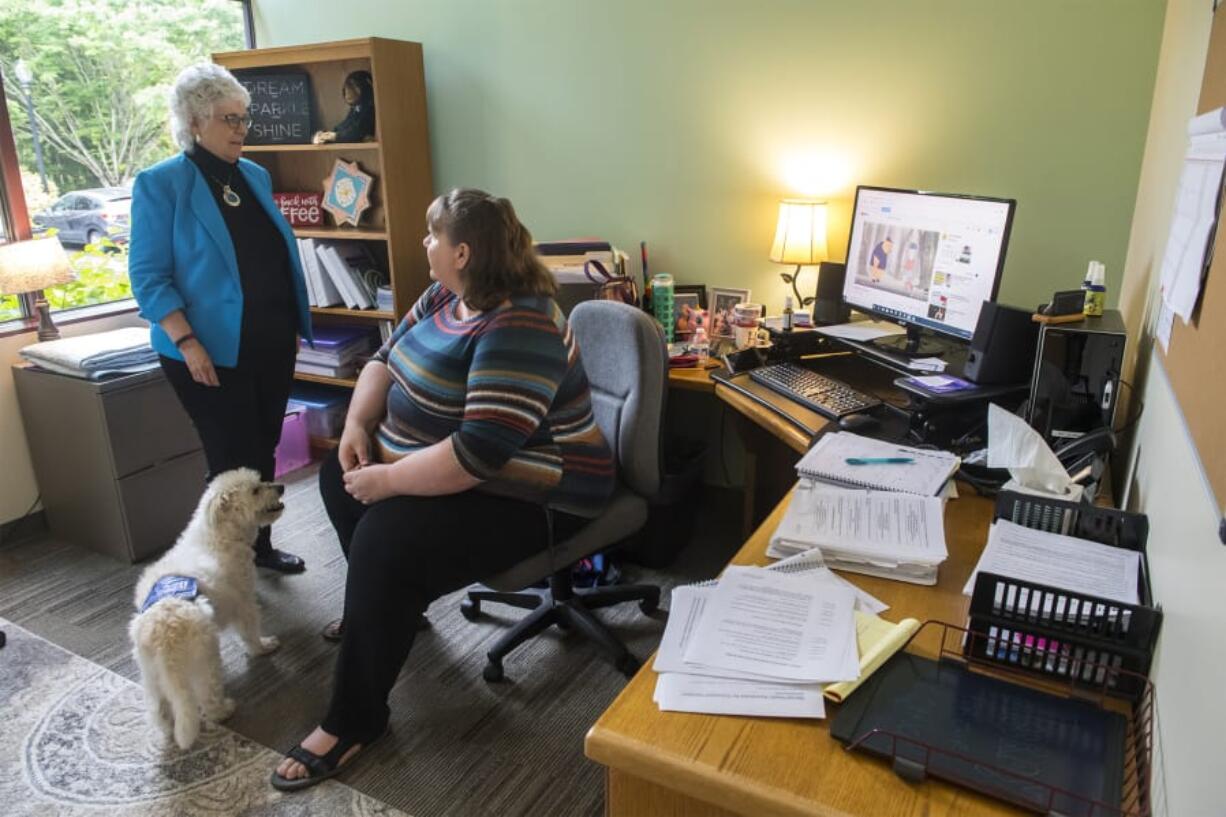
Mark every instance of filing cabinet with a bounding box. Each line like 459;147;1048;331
13;365;205;562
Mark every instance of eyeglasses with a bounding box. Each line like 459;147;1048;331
216;113;253;131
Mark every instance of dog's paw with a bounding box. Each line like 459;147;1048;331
208;697;237;722
255;635;280;655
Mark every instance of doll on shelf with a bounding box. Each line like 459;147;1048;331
312;70;376;144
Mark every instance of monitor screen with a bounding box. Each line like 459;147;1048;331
842;186;1015;341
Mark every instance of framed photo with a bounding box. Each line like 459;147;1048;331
709;287;751;338
673;293;704;339
674;284;707;309
321;158;375;227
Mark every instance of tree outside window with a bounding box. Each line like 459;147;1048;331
0;0;246;314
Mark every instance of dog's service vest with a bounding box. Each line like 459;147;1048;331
139;576;200;613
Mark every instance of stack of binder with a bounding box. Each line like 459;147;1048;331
296;325;378;379
297;238;385;310
767;432;959;584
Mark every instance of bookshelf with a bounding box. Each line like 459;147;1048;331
213;37;434;400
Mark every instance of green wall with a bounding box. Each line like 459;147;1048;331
254;0;1163;314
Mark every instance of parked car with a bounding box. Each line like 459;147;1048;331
32;188;131;247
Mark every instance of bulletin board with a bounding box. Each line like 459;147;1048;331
1159;1;1226;514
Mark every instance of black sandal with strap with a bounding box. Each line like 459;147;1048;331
270;731;379;791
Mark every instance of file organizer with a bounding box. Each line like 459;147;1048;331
832;620;1155;817
966;492;1163;701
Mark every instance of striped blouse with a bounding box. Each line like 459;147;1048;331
373;282;615;517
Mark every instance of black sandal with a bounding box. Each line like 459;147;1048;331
254;548;307;574
269;731;380;791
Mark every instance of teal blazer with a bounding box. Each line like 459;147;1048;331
129;152;312;367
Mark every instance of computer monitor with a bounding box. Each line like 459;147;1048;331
842;186;1016;357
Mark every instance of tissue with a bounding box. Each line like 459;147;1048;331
987;404;1079;500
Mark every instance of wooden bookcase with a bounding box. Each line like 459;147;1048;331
213;38;435;396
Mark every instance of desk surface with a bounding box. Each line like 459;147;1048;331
585;487;1030;817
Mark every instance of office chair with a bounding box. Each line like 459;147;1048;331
460;300;667;682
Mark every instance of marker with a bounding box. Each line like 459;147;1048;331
844;457;914;465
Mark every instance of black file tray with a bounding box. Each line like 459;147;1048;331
831;621;1155;817
969;492;1163;701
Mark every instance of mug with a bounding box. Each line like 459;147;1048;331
733;302;764;327
734;325;771;350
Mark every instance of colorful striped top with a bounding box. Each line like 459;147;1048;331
373;282;615;518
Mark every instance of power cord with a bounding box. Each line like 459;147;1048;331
0;495;42;551
1113;379;1144;435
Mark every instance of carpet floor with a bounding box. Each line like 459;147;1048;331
0;464;742;817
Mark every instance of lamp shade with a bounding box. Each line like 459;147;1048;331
0;237;74;294
769;199;828;266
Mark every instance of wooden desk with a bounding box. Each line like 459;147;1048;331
585;486;1026;817
667;363;719;394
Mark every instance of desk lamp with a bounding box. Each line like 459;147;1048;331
0;237;75;341
769;199;828;309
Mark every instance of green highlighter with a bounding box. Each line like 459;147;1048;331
844;457;914;465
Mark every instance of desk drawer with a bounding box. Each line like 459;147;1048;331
118;449;207;562
104;375;200;477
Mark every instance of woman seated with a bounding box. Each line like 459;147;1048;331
272;189;615;790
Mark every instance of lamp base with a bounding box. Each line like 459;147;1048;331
34;297;61;342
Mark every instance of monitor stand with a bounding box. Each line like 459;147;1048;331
866;324;946;358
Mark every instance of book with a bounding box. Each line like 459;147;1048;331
795;432;960;496
295;359;357;378
296;239;319;306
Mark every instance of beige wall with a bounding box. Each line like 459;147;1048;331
0;310;145;524
1116;2;1221;815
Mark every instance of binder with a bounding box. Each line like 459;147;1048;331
795;431;960;496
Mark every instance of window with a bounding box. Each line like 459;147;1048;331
0;0;249;323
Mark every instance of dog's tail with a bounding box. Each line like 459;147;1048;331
129;597;217;750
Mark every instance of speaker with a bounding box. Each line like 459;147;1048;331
1026;310;1126;443
963;302;1040;384
813;262;849;325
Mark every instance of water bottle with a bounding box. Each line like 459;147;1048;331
652;273;675;342
691;325;709;366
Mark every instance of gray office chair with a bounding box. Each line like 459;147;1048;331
460;300;668;682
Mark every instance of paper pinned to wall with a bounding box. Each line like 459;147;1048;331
1158;107;1226;324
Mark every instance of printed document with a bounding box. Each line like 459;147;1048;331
654;673;826;718
683;566;858;682
963;520;1140;605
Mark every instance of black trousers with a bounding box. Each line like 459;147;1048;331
317;450;584;741
160;352;295;555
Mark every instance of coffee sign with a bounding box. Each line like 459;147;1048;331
236;71;312;145
273;192;323;226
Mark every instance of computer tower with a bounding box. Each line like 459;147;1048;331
963;302;1040;385
1025;310;1126;444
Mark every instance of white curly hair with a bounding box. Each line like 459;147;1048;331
168;63;251;152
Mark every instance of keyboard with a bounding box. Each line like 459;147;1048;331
748;363;882;419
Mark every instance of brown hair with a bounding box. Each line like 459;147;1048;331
426;188;556;311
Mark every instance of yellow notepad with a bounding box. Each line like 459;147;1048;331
823;612;921;704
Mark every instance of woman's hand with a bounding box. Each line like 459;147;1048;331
343;463;395;504
338;422;372;472
180;339;219;387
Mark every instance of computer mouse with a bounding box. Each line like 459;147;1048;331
838;413;880;433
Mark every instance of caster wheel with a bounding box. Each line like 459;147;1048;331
460;600;480;622
483;660;505;683
639;591;660;616
616;653;641;678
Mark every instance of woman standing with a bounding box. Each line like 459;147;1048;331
271;189;614;790
128;63;311;573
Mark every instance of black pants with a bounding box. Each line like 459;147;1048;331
160;352;295;555
317;450;584;741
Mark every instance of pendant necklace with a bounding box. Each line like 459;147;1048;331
208;168;242;207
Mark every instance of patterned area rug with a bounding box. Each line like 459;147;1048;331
0;617;409;817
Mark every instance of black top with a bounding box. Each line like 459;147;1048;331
187;146;296;368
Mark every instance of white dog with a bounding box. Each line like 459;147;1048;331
129;467;285;750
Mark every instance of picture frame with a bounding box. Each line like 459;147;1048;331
321;158;375;227
674;284;707;309
673;293;704;339
708;287;751;338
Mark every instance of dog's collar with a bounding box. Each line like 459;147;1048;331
140;575;200;613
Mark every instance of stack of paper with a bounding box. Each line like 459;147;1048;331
796;431;961;495
767;482;948;584
963;519;1141;605
652;551;920;717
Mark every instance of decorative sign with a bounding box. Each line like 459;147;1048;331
273;192;324;226
321;159;374;227
235;71;312;145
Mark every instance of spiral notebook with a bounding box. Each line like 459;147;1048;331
796;432;960;496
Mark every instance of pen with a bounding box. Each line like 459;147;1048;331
844;457;914;465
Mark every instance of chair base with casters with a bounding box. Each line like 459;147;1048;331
462;568;659;682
